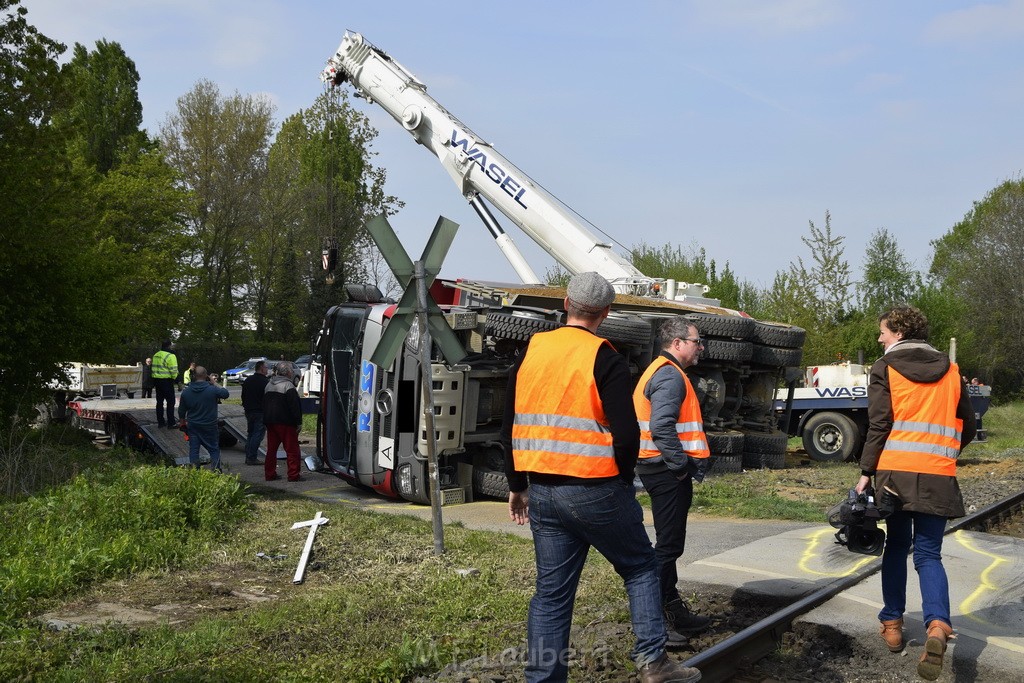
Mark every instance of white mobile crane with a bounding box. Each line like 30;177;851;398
311;32;806;504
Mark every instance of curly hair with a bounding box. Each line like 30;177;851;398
879;305;929;341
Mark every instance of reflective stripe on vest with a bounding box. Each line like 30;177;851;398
634;356;710;460
151;350;178;380
512;327;618;478
877;364;962;476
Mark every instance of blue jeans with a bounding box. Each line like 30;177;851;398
526;481;665;683
879;510;951;627
245;411;265;463
187;422;221;470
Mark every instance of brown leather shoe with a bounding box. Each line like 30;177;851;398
639;653;702;683
918;620;954;681
879;618;905;652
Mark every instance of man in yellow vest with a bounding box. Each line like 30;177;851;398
634;317;712;644
855;305;975;681
501;272;701;683
151;340;179;429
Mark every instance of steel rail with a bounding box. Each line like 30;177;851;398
682;486;1024;682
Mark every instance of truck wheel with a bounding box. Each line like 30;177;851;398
751;344;804;367
472;466;509;499
702;339;753;362
739;429;788;469
750;321;806;348
802;412;860;462
685;312;756;340
707;453;741;474
597;313;652;347
484;310;560;342
706;429;744;455
742;449;786;470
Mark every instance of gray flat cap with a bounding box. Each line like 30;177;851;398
566;272;615;313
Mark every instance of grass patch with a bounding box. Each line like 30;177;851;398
0;465;251;624
0;491;635;681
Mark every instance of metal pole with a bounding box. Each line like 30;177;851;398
414;260;445;554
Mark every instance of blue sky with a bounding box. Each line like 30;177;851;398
25;0;1024;290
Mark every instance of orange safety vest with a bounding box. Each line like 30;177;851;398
512;327;619;478
877;364;962;476
634;356;710;461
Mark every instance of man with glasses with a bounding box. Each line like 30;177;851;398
634;317;713;644
502;273;701;683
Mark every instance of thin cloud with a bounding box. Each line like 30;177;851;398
924;0;1024;43
691;0;846;33
684;63;799;116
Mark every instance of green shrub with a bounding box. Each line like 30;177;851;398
0;466;252;624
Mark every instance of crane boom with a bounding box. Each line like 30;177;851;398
322;31;659;295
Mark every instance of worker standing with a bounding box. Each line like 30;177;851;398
855;305;976;681
151;340;179;429
501;272;701;683
633;317;712;645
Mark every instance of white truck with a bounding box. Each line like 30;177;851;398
313;32;806;504
774;362;991;462
52;362;143;399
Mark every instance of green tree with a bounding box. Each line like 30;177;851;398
842;228;923;363
269;90;399;341
858;228;919;314
929;178;1024;385
763;211;851;365
160;80;276;340
0;1;123;422
89;148;194;345
53;39;145;174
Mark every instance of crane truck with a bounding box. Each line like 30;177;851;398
313;31;806;504
775;362;992;462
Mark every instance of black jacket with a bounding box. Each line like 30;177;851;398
241;373;269;413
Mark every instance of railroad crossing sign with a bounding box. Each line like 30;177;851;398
364;213;466;555
365;214;466;369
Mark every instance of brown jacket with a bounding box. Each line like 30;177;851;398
859;340;976;518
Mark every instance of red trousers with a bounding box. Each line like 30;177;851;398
265;423;301;481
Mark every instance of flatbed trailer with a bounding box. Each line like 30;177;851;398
66;397;251;466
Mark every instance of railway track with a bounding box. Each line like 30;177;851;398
684;488;1024;682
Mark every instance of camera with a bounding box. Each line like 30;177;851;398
826;486;898;556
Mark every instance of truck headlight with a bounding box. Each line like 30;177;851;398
397;464;412;495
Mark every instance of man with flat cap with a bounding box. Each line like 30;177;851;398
501;272;701;683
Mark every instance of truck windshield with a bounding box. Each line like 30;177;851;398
324;305;367;473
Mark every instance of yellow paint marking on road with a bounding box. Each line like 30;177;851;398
954;530;1009;627
797;528;877;577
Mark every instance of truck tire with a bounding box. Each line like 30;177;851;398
706;429;744;455
739;429;788;469
751;344;804;368
802;411;861;462
484;310;560;342
472;466;510;499
685;312;756;340
702;339;753;362
750;321;806;348
708;453;742;474
742;449;786;470
597;313;652;347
